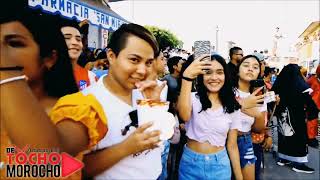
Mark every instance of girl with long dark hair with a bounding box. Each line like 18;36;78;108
177;54;243;179
0;3;107;178
234;55;267;179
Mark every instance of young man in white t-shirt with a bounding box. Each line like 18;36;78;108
82;23;167;179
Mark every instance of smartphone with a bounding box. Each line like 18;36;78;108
194;40;211;61
250;79;265;104
194;40;211;72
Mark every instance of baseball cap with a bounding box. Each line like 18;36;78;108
252;52;265;61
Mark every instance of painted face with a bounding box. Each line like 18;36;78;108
232;50;243;64
108;35;155;90
203;60;225;93
154;52;167;74
239;57;260;82
0;21;42;83
61;26;83;61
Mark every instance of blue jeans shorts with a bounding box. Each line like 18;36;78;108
179;145;231;180
237;133;256;168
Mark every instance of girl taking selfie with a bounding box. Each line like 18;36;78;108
234;55;267;180
177;54;243;180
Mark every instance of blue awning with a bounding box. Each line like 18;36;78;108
28;0;127;31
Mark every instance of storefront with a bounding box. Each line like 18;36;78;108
28;0;128;49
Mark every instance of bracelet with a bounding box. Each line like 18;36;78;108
0;75;27;85
182;76;194;81
0;66;24;71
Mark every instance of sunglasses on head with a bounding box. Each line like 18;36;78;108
121;110;138;136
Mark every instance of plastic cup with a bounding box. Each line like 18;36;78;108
137;99;175;141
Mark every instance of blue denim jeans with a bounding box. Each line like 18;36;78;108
158;140;170;180
238;134;256;168
179;145;231;180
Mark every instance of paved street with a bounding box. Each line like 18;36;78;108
262;147;319;180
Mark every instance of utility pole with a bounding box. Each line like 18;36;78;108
216;25;219;53
131;0;135;21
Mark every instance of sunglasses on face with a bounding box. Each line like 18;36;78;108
121;110;138;136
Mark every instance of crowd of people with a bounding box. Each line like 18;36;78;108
1;1;319;180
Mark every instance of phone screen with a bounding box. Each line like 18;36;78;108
194;40;211;61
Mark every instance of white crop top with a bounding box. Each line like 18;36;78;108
235;89;267;132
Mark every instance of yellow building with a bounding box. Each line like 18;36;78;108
295;21;320;74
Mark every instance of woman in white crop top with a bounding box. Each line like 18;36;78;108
177;54;243;180
234;55;267;180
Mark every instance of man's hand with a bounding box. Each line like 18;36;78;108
262;136;273;151
135;80;166;100
122;122;161;155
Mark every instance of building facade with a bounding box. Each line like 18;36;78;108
295;21;320;74
28;0;128;50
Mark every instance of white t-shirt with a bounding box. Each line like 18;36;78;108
235;89;267;132
88;70;97;85
82;75;162;180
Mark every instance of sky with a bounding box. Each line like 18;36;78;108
109;0;319;57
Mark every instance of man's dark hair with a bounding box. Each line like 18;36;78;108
96;50;107;60
167;56;183;74
264;66;272;77
107;23;159;58
163;52;170;59
58;18;81;32
229;46;242;60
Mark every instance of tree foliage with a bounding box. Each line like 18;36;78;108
145;25;183;50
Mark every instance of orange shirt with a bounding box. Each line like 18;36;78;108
73;64;97;91
307;76;320;109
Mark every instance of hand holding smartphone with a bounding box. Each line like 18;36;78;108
250;79;277;104
250;79;265;104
